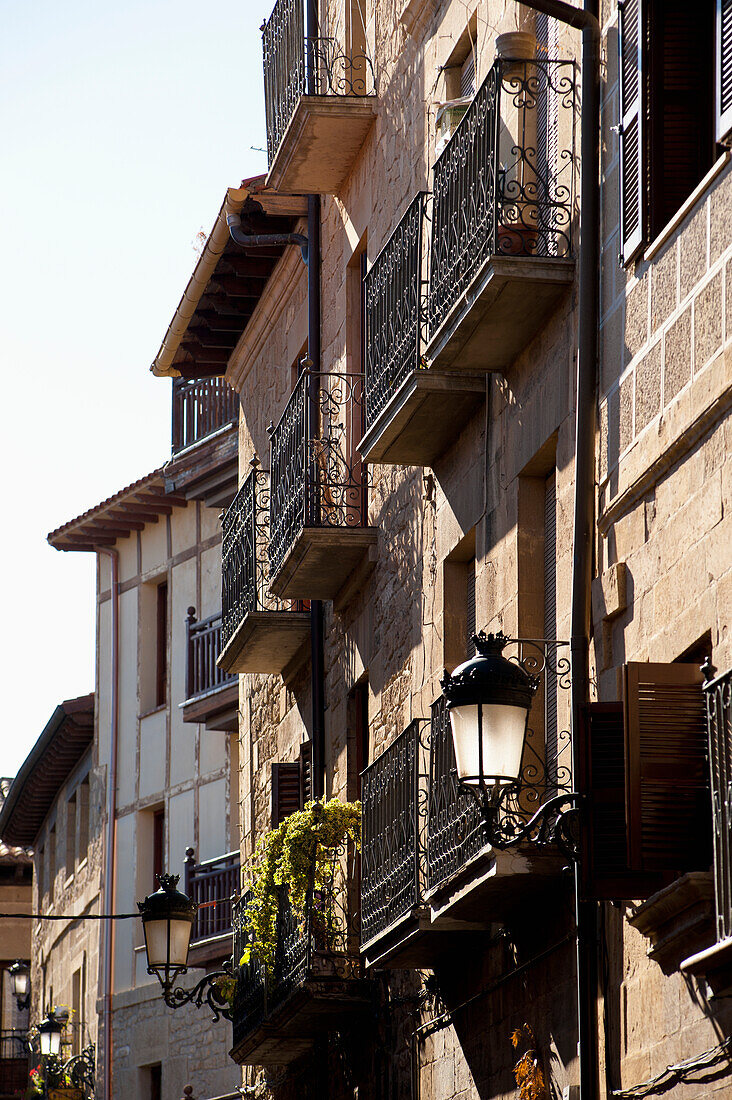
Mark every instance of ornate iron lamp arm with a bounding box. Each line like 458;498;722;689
468;787;583;860
160;962;234;1023
63;1044;96;1091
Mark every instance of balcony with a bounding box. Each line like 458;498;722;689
166;377;239;506
181;609;238;731
268;370;377;601
185;848;240;965
361;642;572;969
217;463;310;675
263;0;377;194
230;871;371;1064
360;58;576;467
0;1031;29;1100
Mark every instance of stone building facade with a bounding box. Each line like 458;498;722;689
147;0;732;1098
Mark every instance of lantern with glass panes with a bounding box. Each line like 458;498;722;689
9;960;30;1010
35;1010;96;1095
137;874;234;1021
441;631;580;855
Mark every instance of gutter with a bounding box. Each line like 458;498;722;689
507;2;601;1096
150;183;269;379
98;548;120;1100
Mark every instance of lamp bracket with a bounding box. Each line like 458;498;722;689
467;783;582;860
157;961;234;1023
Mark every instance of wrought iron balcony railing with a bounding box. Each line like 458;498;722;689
232;847;361;1053
185;609;237;700
364;193;428;430
361;719;426;944
0;1030;30;1096
185;848;240;944
221;463;303;651
361;641;572;937
268;370;367;582
362;57;576;443
705;665;732;943
262;0;376;166
428;56;575;336
172;377;239;454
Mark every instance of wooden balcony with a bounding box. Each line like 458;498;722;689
263;0;376;194
185;848;240;966
361;643;573;969
361;62;576;466
217;465;311;676
181;609;238;732
267;371;377;602
165;377;239;507
230;882;371;1064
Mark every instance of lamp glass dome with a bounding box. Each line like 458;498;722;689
441;632;537;789
450;702;529;785
38;1014;62;1057
9;962;29;998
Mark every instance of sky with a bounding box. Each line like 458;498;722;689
0;0;267;776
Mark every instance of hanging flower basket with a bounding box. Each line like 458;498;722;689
48;1089;84;1100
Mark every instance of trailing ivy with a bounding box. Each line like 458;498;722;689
241;798;361;975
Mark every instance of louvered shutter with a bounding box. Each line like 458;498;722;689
619;0;644;262
717;0;732;141
578;703;665;900
624;662;711;873
299;740;313;805
466;561;476;658
272;762;302;827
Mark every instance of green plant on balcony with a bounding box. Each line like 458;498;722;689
242;798;361;974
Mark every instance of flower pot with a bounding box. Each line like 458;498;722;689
48;1088;84;1100
495;31;536;79
497;224;539;256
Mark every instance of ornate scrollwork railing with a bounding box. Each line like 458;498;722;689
262;0;376;165
426;639;573;893
232;846;361;1043
361;720;430;943
268;370;367;581
364;192;428;430
427;56;576;338
221;462;302;650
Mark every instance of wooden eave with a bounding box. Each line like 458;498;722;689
47;471;187;553
0;695;94;848
151;180;308;381
164;422;238;508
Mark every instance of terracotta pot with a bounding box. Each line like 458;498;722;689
495;31;536;78
496;224;539;256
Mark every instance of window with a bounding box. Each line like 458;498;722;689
77;777;90;862
66;793;77;878
48;825;56;902
155;581;168;708
271;741;313;827
581;661;711;899
348;679;370;798
149;1064;162;1100
619;0;723;261
443;530;476;672
37;846;45;903
153;809;165;890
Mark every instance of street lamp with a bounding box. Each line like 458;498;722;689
37;1011;63;1058
441;631;580;853
8;960;30;1010
137;874;233;1022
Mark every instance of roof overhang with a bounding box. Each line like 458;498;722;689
150;177;307;380
0;695;95;848
47;469;187;552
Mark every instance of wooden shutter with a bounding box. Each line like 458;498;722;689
619;0;644;262
299;740;313;805
579;703;665;900
624;662;711;873
272;763;302;827
717;0;732;141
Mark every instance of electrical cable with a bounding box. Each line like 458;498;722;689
610;1036;732;1099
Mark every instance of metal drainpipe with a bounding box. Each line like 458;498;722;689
307;191;326;802
98;547;119;1100
507;2;601;1096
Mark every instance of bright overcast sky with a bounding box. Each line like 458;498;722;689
0;0;266;776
